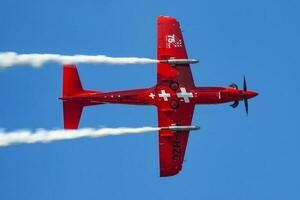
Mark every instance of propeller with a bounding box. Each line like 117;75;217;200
243;76;247;91
230;76;250;115
243;76;249;115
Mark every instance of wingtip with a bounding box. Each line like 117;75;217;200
160;169;180;177
157;16;177;22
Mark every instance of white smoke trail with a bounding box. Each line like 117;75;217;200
0;127;160;147
0;52;158;68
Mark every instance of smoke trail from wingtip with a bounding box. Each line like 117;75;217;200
0;52;158;68
0;127;160;147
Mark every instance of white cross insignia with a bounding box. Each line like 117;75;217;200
149;93;155;99
176;87;193;103
158;90;171;101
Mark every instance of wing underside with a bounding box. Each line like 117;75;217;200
158;105;195;176
157;16;194;87
157;16;195;177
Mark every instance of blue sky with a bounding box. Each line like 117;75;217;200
0;0;300;199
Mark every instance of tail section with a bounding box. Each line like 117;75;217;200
62;64;84;129
61;64;102;129
63;64;84;97
63;101;84;129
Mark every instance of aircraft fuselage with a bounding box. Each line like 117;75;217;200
60;86;258;107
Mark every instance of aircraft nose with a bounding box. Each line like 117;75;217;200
246;91;258;99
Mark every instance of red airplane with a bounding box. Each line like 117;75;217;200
60;16;258;177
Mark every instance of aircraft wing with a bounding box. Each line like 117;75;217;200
157;16;194;87
157;104;195;177
156;16;195;176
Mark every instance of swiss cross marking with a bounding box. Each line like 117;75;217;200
176;87;193;103
149;93;155;99
158;90;171;101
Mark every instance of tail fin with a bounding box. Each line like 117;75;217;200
62;64;84;129
63;64;84;97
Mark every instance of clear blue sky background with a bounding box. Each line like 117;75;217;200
0;0;299;199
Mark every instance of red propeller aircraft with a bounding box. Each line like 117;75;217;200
60;16;258;177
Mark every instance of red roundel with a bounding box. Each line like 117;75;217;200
169;81;179;91
170;99;180;109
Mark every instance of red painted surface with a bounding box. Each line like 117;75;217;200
59;16;258;177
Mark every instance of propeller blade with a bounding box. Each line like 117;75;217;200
244;99;249;115
243;76;247;91
230;101;239;108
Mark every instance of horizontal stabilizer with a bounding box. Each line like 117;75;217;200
63;101;83;129
63;64;83;97
62;64;84;129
